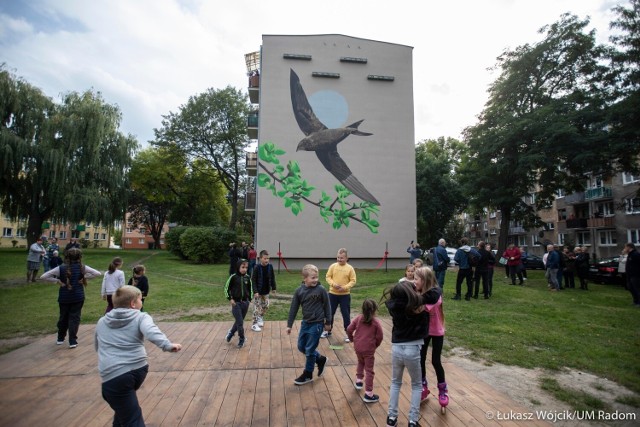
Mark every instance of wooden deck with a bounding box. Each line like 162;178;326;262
0;319;550;427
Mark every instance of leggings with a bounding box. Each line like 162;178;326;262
420;335;445;384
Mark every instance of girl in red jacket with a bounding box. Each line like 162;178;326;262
347;298;384;403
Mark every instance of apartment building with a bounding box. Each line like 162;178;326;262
120;213;168;250
0;214;111;248
462;171;640;258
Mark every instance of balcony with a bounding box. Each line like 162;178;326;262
245;192;256;212
246;151;257;177
247;111;258;139
564;192;585;204
585;186;612;201
587;216;615;228
566;218;588;229
248;74;260;104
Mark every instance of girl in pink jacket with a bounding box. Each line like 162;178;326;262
347;298;383;403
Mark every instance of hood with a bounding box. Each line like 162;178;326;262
459;245;471;252
102;308;140;329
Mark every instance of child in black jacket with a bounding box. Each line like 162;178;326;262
224;259;252;348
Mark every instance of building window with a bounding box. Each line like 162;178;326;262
489;211;496;218
517;235;527;246
595;201;614;216
556;188;565;198
490;228;497;235
558;209;567;221
546;222;555;230
94;233;100;240
627;229;639;245
577;231;591;246
599;230;617;246
138;238;145;244
2;228;12;237
126;227;133;233
622;172;639;184
532;236;541;246
86;222;92;227
59;231;67;239
587;175;603;189
160;239;165;245
558;233;566;245
49;231;56;239
483;222;488;231
139;228;146;235
101;233;106;240
16;228;26;237
125;238;132;244
84;232;90;239
625;198;640;214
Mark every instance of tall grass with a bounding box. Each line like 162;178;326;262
0;248;639;396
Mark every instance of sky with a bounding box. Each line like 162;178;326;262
0;0;622;147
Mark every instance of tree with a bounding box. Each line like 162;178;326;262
154;86;250;230
0;67;137;245
606;0;640;175
415;137;466;248
459;14;608;252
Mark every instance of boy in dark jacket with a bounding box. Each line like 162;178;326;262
224;259;252;348
251;250;277;332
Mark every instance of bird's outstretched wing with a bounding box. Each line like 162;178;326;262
290;69;326;136
316;150;380;205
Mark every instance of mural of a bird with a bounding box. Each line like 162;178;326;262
290;69;380;205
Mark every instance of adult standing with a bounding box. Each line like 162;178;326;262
27;236;46;282
44;237;60;272
228;243;241;276
503;243;523;286
452;238;473;301
575;247;590;290
248;244;257;277
486;243;496;297
519;247;528;281
65;237;80;254
563;247;576;289
433;239;449;288
39;248;102;348
473;241;490;299
623;243;639;306
545;244;561;291
407;242;422;264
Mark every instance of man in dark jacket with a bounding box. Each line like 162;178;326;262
624;243;640;306
545;244;561;291
433;239;449;288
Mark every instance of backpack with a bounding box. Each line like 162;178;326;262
468;248;481;267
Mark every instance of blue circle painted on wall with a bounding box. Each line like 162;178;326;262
308;90;349;128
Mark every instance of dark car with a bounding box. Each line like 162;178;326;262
522;254;545;270
588;257;623;285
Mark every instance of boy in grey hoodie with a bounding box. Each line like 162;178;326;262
95;285;181;426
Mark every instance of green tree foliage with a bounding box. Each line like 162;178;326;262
164;226;189;259
154;86;249;230
606;0;640;174
415;137;466;247
459;14;608;252
179;226;236;264
0;67;137;245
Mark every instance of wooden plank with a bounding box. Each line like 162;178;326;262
197;370;233;426
214;370;242;427
177;368;220;426
234;368;257;426
268;368;287;427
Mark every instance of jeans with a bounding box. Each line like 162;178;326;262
329;293;351;331
435;269;446;288
230;300;249;338
297;320;323;373
57;300;84;345
102;365;149;427
388;343;422;423
546;268;560;289
455;268;473;297
487;268;494;296
474;269;488;297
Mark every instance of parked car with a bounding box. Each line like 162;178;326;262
424;247;458;266
588;257;623;285
523;254;545;270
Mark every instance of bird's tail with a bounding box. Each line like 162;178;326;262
347;119;373;136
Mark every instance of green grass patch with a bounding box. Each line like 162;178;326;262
540;377;610;412
1;248;639;397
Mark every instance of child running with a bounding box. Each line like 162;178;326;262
127;265;149;311
101;257;125;313
346;298;383;403
286;264;332;385
95;285;181;426
324;248;356;342
414;267;448;407
251;250;277;332
224;259;252;348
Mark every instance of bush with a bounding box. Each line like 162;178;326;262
179;226;236;264
165;226;189;259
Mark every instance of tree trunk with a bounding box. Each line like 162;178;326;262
26;212;44;247
498;206;511;255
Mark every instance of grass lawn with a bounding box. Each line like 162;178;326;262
1;248;639;403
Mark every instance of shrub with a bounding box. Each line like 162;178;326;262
165;226;189;259
179;226;236;264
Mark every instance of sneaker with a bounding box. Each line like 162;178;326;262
294;371;313;385
363;393;379;403
251;324;262;332
320;331;329;338
421;384;430;402
317;355;328;377
386;416;397;427
257;317;264;327
237;337;245;348
354;380;363;390
408;421;420;427
56;340;64;345
69;343;77;349
344;337;350;343
225;329;233;343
